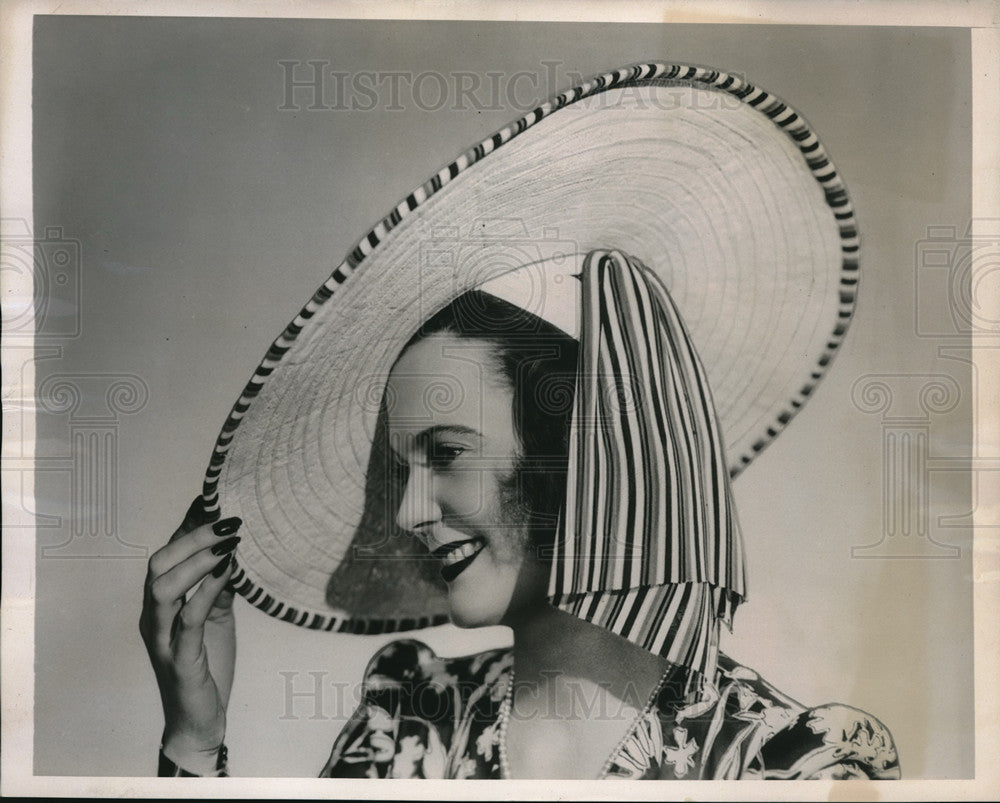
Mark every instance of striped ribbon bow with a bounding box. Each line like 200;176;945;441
550;250;747;679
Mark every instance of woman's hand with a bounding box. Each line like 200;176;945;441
139;498;240;772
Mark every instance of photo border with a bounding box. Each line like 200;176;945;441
2;1;998;798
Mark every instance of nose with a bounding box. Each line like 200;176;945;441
395;462;441;537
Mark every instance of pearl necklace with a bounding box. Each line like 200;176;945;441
497;667;515;779
496;662;671;780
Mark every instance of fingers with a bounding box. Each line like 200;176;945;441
141;498;243;667
147;535;241;654
149;515;242;583
174;554;234;663
140;499;242;741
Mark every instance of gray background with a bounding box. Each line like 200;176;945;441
30;18;972;778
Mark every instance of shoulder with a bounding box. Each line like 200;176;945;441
714;652;809;718
322;639;511;779
705;654;901;780
766;702;900;779
363;638;513;694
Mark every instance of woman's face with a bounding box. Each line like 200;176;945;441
386;333;550;628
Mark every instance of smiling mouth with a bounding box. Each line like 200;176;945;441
432;537;485;582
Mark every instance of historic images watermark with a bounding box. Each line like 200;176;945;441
277;60;747;114
278;668;667;723
2;217;150;559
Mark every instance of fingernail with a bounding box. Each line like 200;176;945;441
211;554;232;578
212;517;242;537
183;497;205;526
211;536;241;556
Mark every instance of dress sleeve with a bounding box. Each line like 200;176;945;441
319;639;452;779
759;703;901;780
156;744;228;777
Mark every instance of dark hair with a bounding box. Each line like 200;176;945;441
401;289;579;533
326;290;579;613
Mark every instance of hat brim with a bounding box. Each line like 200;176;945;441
203;63;858;632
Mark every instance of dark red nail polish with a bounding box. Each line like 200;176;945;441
212;517;242;537
211;536;241;556
183;497;205;526
211;554;232;578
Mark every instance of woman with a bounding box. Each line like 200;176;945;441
140;61;900;780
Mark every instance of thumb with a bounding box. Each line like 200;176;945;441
208;582;236;615
207;565;238;618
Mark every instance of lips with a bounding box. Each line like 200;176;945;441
431;537;486;582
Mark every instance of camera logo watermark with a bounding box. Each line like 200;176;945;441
2;218;150;558
418;219;577;320
279;60;556;113
914;222;1000;338
2;219;81;340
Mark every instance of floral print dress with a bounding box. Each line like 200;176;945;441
319;639;900;780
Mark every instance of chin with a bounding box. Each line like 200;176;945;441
448;607;502;630
447;592;506;629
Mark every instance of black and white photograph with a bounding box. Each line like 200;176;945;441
2;1;998;798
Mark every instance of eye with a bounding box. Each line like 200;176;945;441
429;443;466;470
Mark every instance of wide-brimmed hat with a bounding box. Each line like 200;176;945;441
200;61;857;635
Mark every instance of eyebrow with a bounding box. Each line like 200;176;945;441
388;425;483;459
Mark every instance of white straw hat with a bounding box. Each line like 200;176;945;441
200;62;857;633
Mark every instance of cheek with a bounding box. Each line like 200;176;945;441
481;515;533;567
487;535;531;567
435;469;502;522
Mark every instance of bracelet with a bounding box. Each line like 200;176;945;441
158;743;229;777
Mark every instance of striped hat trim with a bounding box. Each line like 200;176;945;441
202;61;857;635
